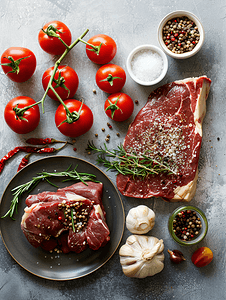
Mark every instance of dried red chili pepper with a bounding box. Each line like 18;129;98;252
0;142;67;174
35;142;68;153
17;153;31;172
0;147;21;173
0;146;42;173
18;143;67;154
25;138;73;145
17;146;48;153
36;147;61;153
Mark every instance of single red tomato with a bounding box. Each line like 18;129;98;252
86;34;117;64
96;64;126;93
38;20;72;55
55;99;93;137
42;65;79;101
104;93;134;122
4;96;40;134
191;247;213;267
1;47;36;82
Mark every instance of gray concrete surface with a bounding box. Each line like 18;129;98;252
0;0;225;299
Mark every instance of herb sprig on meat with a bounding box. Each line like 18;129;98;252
87;141;177;178
2;165;98;220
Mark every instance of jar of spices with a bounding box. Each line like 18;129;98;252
168;206;208;246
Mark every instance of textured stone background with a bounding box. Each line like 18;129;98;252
0;0;225;299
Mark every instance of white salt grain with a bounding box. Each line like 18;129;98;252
131;49;163;82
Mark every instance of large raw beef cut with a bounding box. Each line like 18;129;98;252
116;76;211;202
21;182;110;253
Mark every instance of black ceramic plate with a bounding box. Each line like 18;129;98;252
0;156;124;280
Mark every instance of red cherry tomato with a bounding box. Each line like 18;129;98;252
96;64;126;93
38;20;72;55
4;96;40;134
55;99;93;137
42;65;79;101
191;247;213;267
1;47;36;82
104;93;134;122
86;34;117;64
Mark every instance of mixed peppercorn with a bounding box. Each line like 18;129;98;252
173;209;202;241
58;200;90;232
162;16;200;54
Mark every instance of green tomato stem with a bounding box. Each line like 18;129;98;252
78;38;101;54
1;56;31;74
105;95;122;119
12;29;89;118
100;74;123;87
49;85;71;115
42;25;70;50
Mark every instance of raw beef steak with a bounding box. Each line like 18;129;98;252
116;76;211;202
21;196;93;248
21;182;110;253
26;182;103;209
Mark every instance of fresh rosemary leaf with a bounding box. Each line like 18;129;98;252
44;178;58;188
86;141;177;178
71;209;75;232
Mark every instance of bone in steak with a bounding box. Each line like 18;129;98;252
21;182;110;253
116;76;211;202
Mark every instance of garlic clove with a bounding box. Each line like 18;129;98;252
120;260;143;277
126;205;155;234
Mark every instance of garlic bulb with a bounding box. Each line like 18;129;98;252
119;235;164;278
126;205;155;234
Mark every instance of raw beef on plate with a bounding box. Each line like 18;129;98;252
21;182;110;253
117;76;211;202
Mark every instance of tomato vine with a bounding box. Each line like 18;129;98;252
12;27;90;126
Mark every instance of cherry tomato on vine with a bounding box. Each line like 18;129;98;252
1;47;36;83
191;247;213;267
86;34;117;64
55;99;93;137
104;93;134;122
95;64;126;93
42;65;79;101
38;20;72;55
4;96;40;134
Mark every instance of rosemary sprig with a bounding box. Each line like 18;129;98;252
2;165;98;220
71;209;76;232
87;141;177;178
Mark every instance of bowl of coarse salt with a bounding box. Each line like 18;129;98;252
126;44;168;86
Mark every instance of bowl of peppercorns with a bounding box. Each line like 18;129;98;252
168;206;208;246
158;11;204;59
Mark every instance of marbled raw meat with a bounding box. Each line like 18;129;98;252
21;196;92;248
116;76;211;202
21;182;110;253
26;182;104;214
86;205;110;250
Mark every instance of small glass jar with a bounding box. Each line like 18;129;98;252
168;205;208;246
